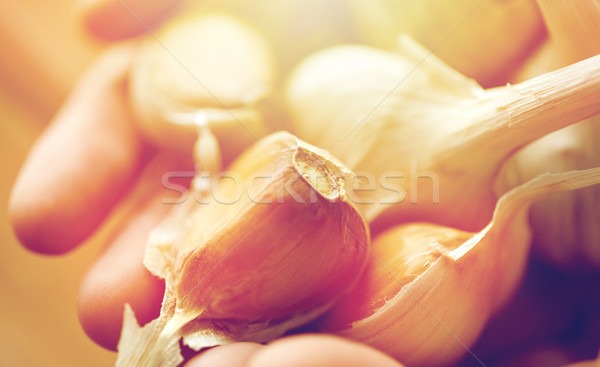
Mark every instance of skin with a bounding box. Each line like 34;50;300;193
185;335;404;367
9;1;405;365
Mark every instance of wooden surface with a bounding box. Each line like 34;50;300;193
0;1;116;366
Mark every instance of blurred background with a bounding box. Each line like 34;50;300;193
0;1;114;365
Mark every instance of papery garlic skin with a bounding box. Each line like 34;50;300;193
349;0;544;86
285;35;600;231
495;0;600;269
116;132;370;367
319;169;600;367
496;119;600;268
129;12;276;163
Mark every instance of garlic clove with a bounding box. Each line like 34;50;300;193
284;35;600;232
117;132;370;366
129;11;277;163
319;168;600;367
348;0;544;86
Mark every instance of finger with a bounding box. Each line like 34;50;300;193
77;0;185;41
248;334;404;367
78;152;193;350
185;343;265;367
9;45;143;255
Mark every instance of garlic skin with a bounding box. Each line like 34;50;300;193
116;132;370;367
348;0;544;86
496;119;600;268
129;12;277;163
319;168;600;367
284;35;600;232
495;0;600;268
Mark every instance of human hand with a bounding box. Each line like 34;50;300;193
9;43;177;350
9;1;407;366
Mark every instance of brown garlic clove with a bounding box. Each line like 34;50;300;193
129;11;277;164
116;132;370;367
284;35;600;232
319;168;600;367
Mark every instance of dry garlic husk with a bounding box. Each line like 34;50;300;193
348;0;544;86
129;11;276;163
285;35;600;232
497;117;600;268
319;168;600;367
116;131;370;367
495;0;600;268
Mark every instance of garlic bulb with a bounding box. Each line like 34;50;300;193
496;0;600;268
116;132;370;367
319;168;600;367
210;0;358;75
129;11;277;163
284;35;600;232
348;0;544;86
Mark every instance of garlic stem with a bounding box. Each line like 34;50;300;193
382;53;600;231
444;53;600;171
193;114;222;175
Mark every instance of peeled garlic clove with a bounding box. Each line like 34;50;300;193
285;35;600;231
129;12;276;163
319;168;600;367
116;132;370;367
348;0;544;86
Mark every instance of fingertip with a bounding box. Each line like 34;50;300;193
77;151;192;350
77;197;168;350
78;258;165;351
8;187;93;255
249;334;404;367
9;45;142;255
77;0;184;41
185;343;265;367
